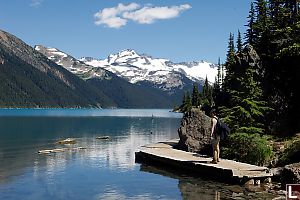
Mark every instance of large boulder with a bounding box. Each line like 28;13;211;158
177;108;211;153
236;44;261;69
281;162;300;184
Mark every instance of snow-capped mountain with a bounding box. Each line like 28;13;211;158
80;49;218;91
35;46;218;96
34;45;111;80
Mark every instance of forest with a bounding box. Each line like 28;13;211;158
179;0;300;166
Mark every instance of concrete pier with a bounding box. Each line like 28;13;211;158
135;139;273;183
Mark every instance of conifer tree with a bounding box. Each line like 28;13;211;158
222;33;236;107
253;0;270;55
191;83;201;107
202;76;209;99
202;76;214;106
221;46;269;134
183;91;192;112
237;30;243;52
245;2;256;45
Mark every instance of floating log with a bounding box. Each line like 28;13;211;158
96;136;110;140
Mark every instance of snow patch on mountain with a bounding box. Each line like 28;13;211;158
35;45;218;92
35;45;109;80
80;49;218;87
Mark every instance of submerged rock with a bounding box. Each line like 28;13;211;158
177;108;211;153
38;147;86;154
56;138;76;144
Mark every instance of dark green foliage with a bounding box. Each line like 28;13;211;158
221;46;269;134
277;138;300;166
220;0;300;135
216;0;300;165
222;33;237;107
191;83;201;107
0;43;114;108
237;30;243;52
245;2;256;45
87;75;174;108
202;76;213;106
250;0;300;134
222;132;273;166
226;33;236;67
180;91;192;112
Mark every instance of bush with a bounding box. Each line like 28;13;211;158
277;139;300;166
222;132;273;166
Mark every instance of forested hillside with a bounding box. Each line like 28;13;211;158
0;30;114;108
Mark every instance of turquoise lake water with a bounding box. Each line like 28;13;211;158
0;109;245;200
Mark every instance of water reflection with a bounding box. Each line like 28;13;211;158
139;165;234;200
0;115;180;185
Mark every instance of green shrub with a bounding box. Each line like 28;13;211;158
277;139;300;166
222;132;273;166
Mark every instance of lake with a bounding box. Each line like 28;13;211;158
0;109;276;200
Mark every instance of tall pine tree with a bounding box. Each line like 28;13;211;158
237;30;243;52
245;2;256;45
191;83;201;107
221;45;269;134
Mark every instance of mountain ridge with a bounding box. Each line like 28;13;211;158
34;45;175;108
0;29;115;108
80;49;218;90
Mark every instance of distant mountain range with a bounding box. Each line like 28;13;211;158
0;29;217;108
79;49;217;92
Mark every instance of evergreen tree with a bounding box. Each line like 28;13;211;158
202;76;209;98
253;0;270;55
237;30;243;52
222;33;236;107
191;83;201;107
183;91;192;112
180;91;192;112
202;76;214;106
221;46;269;135
245;2;256;45
255;0;300;134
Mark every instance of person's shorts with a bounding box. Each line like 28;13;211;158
211;136;220;145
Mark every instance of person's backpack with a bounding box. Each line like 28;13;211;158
214;117;230;140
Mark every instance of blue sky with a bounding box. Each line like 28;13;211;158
0;0;252;63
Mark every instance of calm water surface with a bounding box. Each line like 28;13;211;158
0;109;275;200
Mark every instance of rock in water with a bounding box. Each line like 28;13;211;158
56;138;76;144
177;108;211;153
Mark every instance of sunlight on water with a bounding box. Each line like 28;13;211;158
0;109;279;200
0;109;184;200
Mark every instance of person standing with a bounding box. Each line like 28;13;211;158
210;109;220;164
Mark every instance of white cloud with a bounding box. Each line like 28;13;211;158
30;0;43;7
123;4;191;24
94;3;140;28
94;3;191;29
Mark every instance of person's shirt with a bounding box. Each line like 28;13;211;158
211;116;218;138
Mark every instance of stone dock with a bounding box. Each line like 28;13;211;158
135;139;273;184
